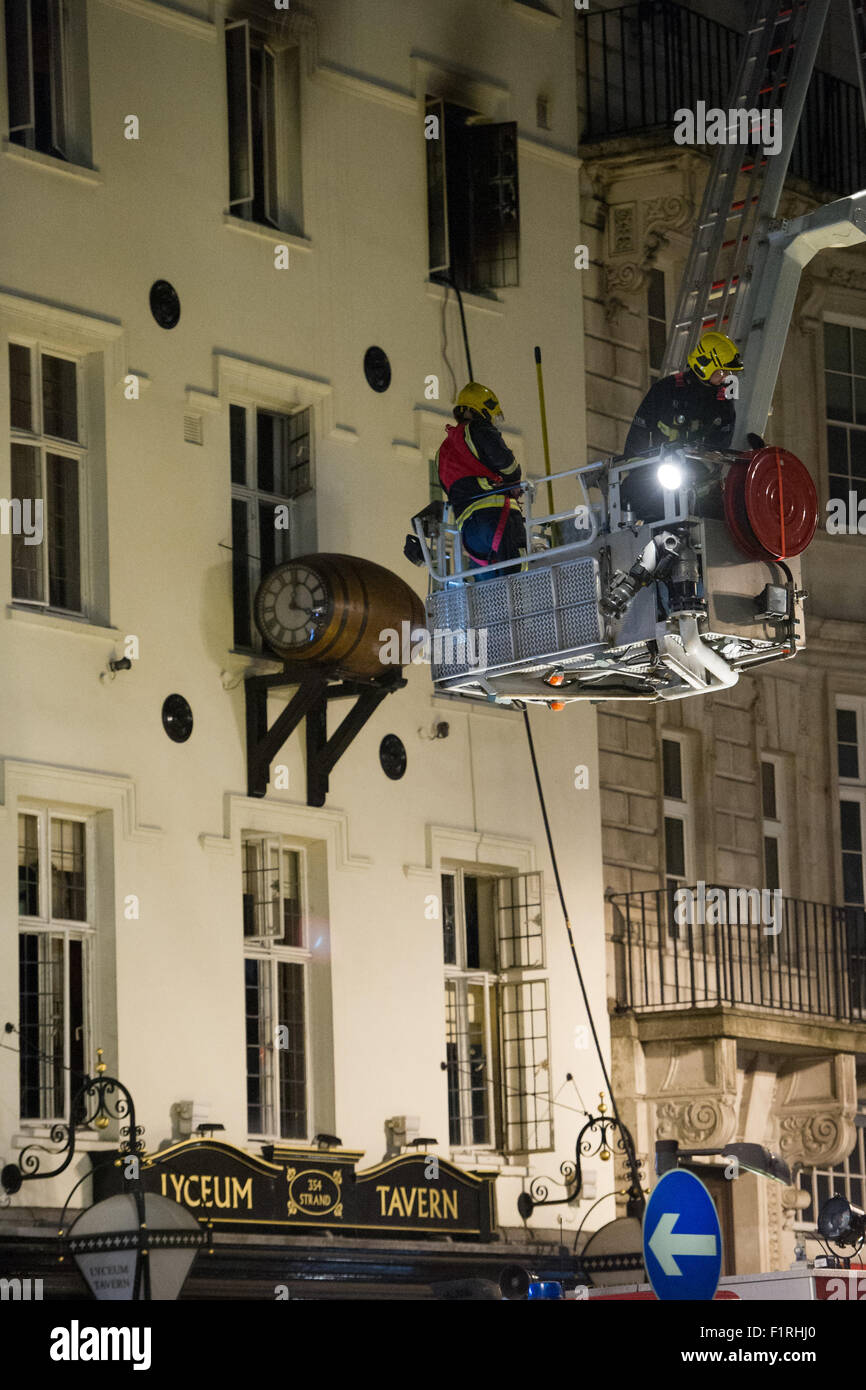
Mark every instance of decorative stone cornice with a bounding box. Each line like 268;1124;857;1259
778;1110;857;1169
656;1096;738;1148
604;191;695;304
776;1054;858;1168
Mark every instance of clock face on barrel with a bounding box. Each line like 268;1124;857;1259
255;564;330;652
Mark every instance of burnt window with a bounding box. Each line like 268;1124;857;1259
426;97;519;294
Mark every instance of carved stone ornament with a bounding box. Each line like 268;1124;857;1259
609;202;637;257
643;194;692;235
604;193;694;304
827;265;866;294
655;1096;738;1148
778;1110;856;1169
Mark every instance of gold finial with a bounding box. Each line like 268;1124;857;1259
600;1148;611;1161
598;1092;607;1115
94;1115;110;1130
95;1048;106;1075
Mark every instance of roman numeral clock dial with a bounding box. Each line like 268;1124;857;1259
255;564;330;655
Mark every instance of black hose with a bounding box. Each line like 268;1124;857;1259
521;707;645;1215
441;272;474;380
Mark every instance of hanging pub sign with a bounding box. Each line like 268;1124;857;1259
91;1140;497;1240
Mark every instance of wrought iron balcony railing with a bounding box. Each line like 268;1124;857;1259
610;886;866;1023
581;1;866;197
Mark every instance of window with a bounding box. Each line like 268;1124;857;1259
647;268;667;380
225;19;303;232
799;1100;866;1228
18;809;92;1121
837;701;866;907
242;836;310;1139
824;321;866;514
8;341;84;613
426;97;519;293
4;0;90;164
230;403;313;648
6;0;68;157
442;868;551;1153
761;756;787;894
662;734;693;934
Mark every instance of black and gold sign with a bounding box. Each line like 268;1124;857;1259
92;1140;496;1239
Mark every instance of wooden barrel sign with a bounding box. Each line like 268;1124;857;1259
254;553;427;678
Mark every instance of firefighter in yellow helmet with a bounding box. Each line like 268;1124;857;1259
624;331;744;458
436;382;526;578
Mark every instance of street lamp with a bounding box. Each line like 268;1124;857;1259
656;1139;791;1184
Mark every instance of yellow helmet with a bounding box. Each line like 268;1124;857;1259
687;332;743;381
455;382;503;425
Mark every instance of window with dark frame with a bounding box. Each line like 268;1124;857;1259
426;96;520;294
837;704;866;907
8;342;83;614
226;19;278;227
242;835;310;1140
17;809;90;1122
761;758;784;894
441;868;551;1154
662;735;690;935
230;403;312;649
824;322;866;514
647;267;667;380
5;0;70;160
225;19;302;232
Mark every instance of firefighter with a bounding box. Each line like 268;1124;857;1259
436;382;526;579
624;330;744;458
621;332;757;521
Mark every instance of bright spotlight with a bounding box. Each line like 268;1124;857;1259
657;460;683;490
818;1193;866;1248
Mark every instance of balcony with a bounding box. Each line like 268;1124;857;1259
581;1;866;198
610;886;866;1024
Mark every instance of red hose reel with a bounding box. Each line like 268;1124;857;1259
723;447;818;560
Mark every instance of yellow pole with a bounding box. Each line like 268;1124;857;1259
534;346;557;540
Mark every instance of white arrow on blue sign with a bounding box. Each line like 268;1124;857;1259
643;1169;722;1301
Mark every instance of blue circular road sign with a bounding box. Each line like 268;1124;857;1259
643;1169;722;1301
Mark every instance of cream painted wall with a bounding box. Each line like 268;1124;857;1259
0;0;610;1238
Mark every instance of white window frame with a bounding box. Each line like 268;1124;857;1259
17;806;94;1125
5;0;69;157
823;316;866;522
442;868;500;1154
224;18;301;233
242;835;312;1142
647;265;668;384
760;754;789;896
8;336;89;616
836;697;866;906
229;398;312;651
662;732;694;886
796;1101;866;1238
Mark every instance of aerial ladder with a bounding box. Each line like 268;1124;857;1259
408;0;866;707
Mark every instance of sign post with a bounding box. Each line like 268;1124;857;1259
642;1169;722;1301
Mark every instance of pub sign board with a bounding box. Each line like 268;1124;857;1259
92;1140;497;1240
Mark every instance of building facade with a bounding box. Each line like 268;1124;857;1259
0;0;620;1297
578;0;866;1273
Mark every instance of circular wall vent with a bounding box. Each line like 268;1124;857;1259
364;346;391;393
162;693;193;743
150;280;181;329
379;733;406;780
